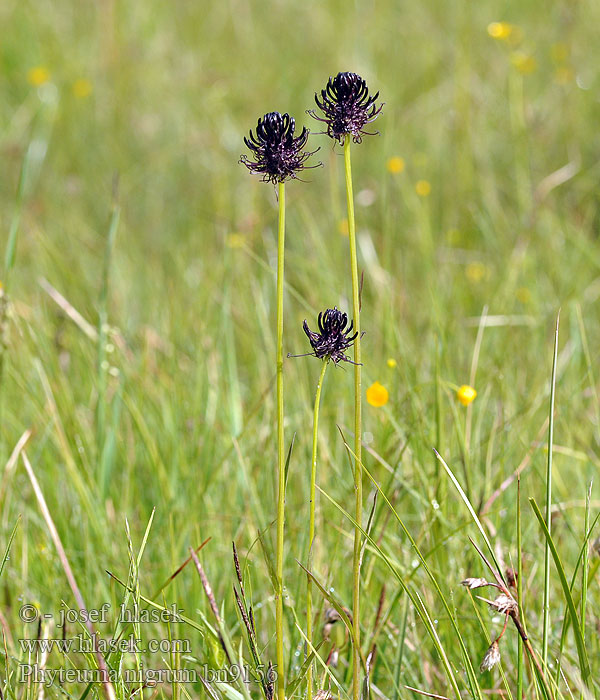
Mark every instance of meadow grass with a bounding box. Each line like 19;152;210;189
1;1;599;699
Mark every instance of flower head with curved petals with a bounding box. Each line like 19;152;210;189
240;111;319;184
302;307;358;364
309;72;383;144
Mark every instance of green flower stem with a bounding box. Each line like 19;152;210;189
275;181;286;700
306;358;328;700
516;476;523;700
344;133;362;700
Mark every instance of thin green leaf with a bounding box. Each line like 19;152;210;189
529;497;590;687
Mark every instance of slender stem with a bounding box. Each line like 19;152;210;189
581;484;592;635
508;70;531;220
275;181;286;700
97;199;120;473
495;613;509;643
542;313;559;668
1;147;31;463
344;134;362;700
580;482;591;700
508;610;548;692
306;359;328;700
517;476;523;700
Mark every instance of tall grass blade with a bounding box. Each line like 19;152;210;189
529;498;590;688
433;449;503;576
0;518;19;580
542;312;560;669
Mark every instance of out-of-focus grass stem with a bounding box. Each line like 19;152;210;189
306;358;328;700
508;70;531;219
96;189;120;458
517;476;524;700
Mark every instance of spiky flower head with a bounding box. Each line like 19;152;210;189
309;71;383;144
303;308;358;364
480;641;501;672
240;112;319;184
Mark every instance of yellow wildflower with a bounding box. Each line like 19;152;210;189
465;262;488;283
366;381;389;407
72;78;92;98
225;233;245;249
511;51;537;75
387;358;397;369
457;385;477;406
487;22;513;40
516;287;531;304
415;180;431;197
338;219;349;236
386;157;405;174
27;66;51;87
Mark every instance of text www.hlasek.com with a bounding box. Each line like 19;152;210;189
19;635;190;655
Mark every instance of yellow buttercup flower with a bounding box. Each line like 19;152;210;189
466;262;488;283
27;66;50;87
387;358;397;369
487;22;513;40
225;233;245;249
511;51;537;75
516;287;531;304
366;381;389;407
415;180;431;197
72;78;92;98
457;385;477;406
386;157;405;174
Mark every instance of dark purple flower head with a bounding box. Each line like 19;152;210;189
309;72;383;144
240;112;319;184
303;307;358;364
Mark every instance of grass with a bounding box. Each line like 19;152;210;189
1;1;600;699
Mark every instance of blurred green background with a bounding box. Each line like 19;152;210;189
1;0;599;696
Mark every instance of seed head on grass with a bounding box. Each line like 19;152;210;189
301;308;358;364
478;593;518;616
309;71;383;144
480;640;501;672
313;691;332;700
240;111;319;184
461;577;491;590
